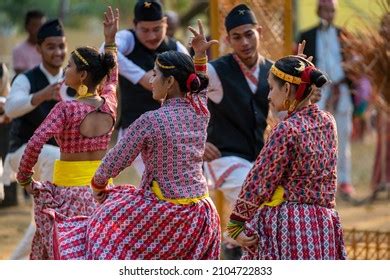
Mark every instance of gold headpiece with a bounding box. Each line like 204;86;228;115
270;65;301;85
144;2;152;8
156;58;175;69
73;50;89;66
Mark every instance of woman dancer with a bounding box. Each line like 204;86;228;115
227;55;347;260
53;20;221;260
16;6;119;259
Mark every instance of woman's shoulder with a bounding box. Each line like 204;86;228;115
317;108;337;127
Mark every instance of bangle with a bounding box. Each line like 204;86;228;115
91;177;107;192
104;47;117;53
104;42;117;48
193;56;208;64
18;177;32;187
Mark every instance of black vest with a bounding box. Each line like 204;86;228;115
9;66;58;152
118;30;178;129
208;54;272;162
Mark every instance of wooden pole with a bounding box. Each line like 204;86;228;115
284;0;293;56
209;0;220;59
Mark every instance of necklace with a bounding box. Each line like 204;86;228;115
76;92;96;99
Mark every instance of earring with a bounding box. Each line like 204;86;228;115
288;100;298;113
77;84;88;97
283;99;290;110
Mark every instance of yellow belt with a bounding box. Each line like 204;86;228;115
151;180;209;205
53;160;112;187
260;185;286;207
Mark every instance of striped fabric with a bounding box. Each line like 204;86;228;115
52;186;221;259
242;202;346;259
16;60;118;259
230;104;346;259
50;93;221;259
30;181;96;259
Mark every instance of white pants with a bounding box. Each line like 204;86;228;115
3;144;60;185
203;156;253;205
335;111;352;184
3;143;59;260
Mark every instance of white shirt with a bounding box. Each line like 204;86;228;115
5;64;63;119
315;26;352;113
103;29;189;84
207;60;260;104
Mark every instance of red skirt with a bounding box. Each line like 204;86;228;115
30;181;97;259
241;202;347;260
51;185;221;259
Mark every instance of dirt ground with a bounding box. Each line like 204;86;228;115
0;133;389;260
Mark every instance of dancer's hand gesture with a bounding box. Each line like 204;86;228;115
188;19;218;58
103;6;119;45
296;40;313;62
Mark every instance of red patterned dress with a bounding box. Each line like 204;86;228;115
52;95;221;260
16;64;118;259
230;104;347;260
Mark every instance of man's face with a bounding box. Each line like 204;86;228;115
227;24;261;62
26;17;46;43
134;18;167;50
37;36;67;68
317;4;336;25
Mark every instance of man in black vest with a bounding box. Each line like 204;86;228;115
3;19;66;259
202;4;272;259
112;0;188;176
297;0;355;200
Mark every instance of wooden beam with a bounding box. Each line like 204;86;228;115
209;0;220;59
284;0;293;56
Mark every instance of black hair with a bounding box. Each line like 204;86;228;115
0;63;4;78
71;46;116;87
25;10;45;28
272;55;328;100
156;51;208;95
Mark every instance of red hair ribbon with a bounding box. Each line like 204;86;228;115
186;73;208;115
186;73;199;92
295;66;315;101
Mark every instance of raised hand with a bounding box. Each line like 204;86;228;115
188;19;218;57
103;6;119;44
297;40;313;62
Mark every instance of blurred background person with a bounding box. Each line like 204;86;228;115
12;10;46;75
0;63;11;203
4;19;66;259
165;10;180;38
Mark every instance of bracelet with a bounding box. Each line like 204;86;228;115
91;177;107;192
18;177;33;187
104;42;117;48
104;47;117;53
193;56;208;64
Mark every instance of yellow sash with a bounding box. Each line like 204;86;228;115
53;160;112;187
260;185;286;207
151;180;209;205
